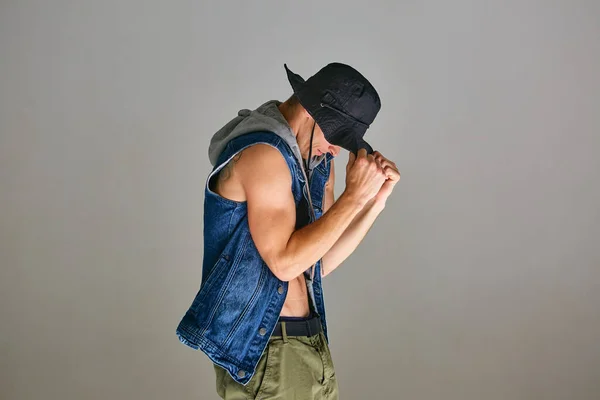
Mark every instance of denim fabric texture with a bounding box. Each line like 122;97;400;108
176;131;333;385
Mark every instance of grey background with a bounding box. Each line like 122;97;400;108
1;1;599;399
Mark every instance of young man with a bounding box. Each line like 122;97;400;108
176;62;400;399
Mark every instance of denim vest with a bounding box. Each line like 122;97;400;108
176;131;333;385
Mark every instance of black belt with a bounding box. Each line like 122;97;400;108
272;314;322;337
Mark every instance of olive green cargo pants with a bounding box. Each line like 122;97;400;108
214;326;339;399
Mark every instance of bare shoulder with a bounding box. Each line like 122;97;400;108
211;143;290;203
233;144;292;199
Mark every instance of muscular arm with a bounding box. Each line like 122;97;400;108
321;159;385;278
238;144;366;282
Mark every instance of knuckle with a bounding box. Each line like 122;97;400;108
356;158;368;167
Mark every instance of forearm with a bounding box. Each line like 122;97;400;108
275;191;365;281
321;199;385;277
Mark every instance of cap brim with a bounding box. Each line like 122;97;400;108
329;133;373;155
309;106;373;155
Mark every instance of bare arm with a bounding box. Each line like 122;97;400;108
321;159;385;278
238;144;367;282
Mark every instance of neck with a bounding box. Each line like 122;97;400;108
277;101;302;139
278;101;318;163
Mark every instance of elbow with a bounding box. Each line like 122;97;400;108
274;270;293;282
266;261;293;282
264;255;300;282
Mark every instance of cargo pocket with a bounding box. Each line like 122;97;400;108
246;340;275;399
315;332;336;383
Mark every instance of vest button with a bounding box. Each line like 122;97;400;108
237;369;245;378
277;285;284;294
259;327;267;336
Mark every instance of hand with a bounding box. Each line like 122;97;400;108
371;151;400;205
344;148;387;206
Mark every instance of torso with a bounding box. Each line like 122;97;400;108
210;152;311;318
279;273;311;317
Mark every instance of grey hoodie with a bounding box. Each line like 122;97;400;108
207;100;326;173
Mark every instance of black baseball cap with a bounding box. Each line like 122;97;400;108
284;62;381;155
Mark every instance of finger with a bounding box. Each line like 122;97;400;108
348;151;356;164
374;156;384;169
378;158;399;173
373;150;384;159
383;166;401;181
347;151;355;172
367;154;382;171
374;152;397;168
357;148;367;159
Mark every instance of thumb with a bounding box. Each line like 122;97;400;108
347;151;355;172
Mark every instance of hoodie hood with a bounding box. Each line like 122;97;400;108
208;100;326;172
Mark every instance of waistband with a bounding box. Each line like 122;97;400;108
273;311;322;337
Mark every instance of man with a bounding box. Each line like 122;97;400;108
176;62;400;399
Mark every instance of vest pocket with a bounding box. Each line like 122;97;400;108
222;259;268;347
195;236;269;345
203;253;229;287
191;253;231;315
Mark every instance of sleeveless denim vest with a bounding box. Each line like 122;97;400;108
176;131;333;385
